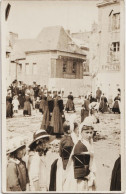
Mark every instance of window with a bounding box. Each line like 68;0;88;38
6;52;10;58
72;62;76;73
109;42;120;62
32;63;37;75
18;64;22;73
112;13;120;30
112;42;120;52
63;63;67;73
25;63;29;75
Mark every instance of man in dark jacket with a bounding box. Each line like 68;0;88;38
96;87;102;102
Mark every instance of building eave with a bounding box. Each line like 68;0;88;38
25;49;86;57
97;1;120;8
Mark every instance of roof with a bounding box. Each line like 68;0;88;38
11;26;86;61
97;0;120;7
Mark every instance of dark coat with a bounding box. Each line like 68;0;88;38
6;96;13;118
110;156;121;191
49;159;58;191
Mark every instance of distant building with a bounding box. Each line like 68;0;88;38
94;0;123;100
71;23;99;95
8;26;87;96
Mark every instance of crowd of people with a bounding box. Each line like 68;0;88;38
6;80;121;192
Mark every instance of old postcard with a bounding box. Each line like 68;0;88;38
1;0;125;193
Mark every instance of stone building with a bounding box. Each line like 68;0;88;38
9;26;87;96
93;0;124;100
71;23;99;95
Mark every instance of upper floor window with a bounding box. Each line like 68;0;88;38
108;42;120;62
25;63;29;75
112;42;120;52
32;63;37;75
63;62;67;73
112;13;120;30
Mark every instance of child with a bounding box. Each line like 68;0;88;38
35;97;40;113
28;129;50;191
63;121;96;191
6;138;29;191
12;95;19;113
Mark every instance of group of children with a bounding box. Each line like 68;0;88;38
6;115;97;192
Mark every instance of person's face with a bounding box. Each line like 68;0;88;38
81;129;93;141
36;138;49;155
16;147;26;159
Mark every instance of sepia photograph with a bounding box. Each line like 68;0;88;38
1;0;125;192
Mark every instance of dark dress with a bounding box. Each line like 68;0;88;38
23;96;31;116
110;156;121;191
6;96;13;118
49;135;74;191
39;95;47;114
112;96;120;113
81;99;90;122
40;100;50;130
66;95;75;112
50;96;64;135
99;96;108;113
18;89;25;109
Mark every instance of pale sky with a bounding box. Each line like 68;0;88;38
5;0;99;39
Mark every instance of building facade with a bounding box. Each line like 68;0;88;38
93;0;124;100
9;26;86;96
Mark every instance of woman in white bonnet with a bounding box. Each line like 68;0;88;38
63;119;96;191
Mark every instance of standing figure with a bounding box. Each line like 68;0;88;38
81;96;90;122
99;93;109;113
49;122;74;191
28;130;50;191
112;94;121;114
63;122;96;191
6;138;29;191
66;92;75;112
39;93;47;114
12;95;19;113
50;93;64;137
40;94;52;132
6;91;13;118
96;87;102;102
23;94;32;116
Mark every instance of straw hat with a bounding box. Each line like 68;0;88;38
6;137;26;154
29;129;50;148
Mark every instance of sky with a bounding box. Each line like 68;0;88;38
4;0;99;39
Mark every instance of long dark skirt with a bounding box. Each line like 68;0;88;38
40;106;50;130
50;107;63;135
110;156;121;191
23;101;31;115
66;99;75;112
81;109;89;122
39;99;46;114
99;101;108;113
6;102;13;118
112;101;120;113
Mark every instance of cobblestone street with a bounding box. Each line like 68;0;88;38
6;99;121;191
